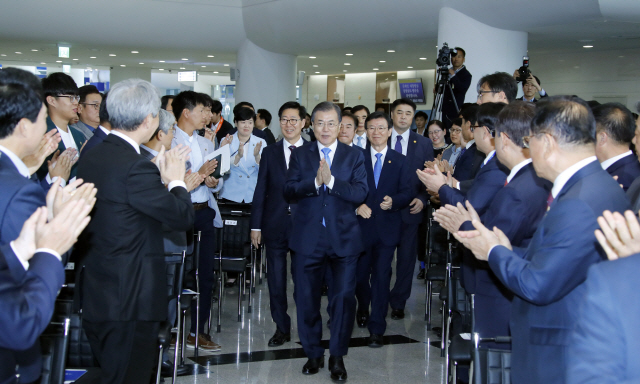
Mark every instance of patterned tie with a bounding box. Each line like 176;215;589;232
374;153;382;188
321;147;332;227
394;136;402;153
357;136;363;148
289;145;296;152
546;192;554;211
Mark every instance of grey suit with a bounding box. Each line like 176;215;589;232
70;121;95;140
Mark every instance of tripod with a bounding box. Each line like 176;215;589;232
428;67;460;127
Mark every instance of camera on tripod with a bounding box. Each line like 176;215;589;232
435;43;458;68
515;56;530;83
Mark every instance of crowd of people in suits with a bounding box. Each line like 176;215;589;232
2;60;640;384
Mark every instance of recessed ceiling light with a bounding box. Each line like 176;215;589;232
90;56;96;59
407;66;413;69
159;60;165;62
619;55;625;58
346;53;353;56
379;60;386;63
313;65;318;67
207;55;214;58
159;68;164;71
419;57;427;60
223;64;229;66
373;68;379;70
179;67;185;69
15;52;22;54
583;45;593;48
182;58;188;61
335;77;339;79
344;63;350;65
31;49;38;52
73;58;78;61
40;62;46;64
140;62;145;65
315;71;320;74
120;64;126;67
109;54;116;56
201;65;206;68
309;56;316;59
0;54;6;57
343;70;348;72
56;60;62;63
131;51;139;54
213;71;219;74
387;50;395;53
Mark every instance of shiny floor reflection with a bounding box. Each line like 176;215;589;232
171;263;445;383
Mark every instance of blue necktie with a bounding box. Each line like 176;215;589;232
357;136;363;148
394;135;402;153
321;147;332;227
374;153;382;188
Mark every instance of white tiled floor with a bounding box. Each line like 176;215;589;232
170;264;445;383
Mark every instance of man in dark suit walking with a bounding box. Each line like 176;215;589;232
250;101;307;347
593;102;640;191
387;98;434;320
284;101;368;381
455;96;630;384
354;111;413;347
76;79;195;384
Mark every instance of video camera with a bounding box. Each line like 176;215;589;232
515;56;530;83
435;43;458;68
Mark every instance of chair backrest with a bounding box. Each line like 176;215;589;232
39;318;71;384
165;251;187;300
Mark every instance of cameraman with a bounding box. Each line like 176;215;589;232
513;71;548;102
441;47;472;128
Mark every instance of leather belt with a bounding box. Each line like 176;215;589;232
193;202;209;211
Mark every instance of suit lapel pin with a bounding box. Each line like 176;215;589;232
413;140;416;143
388;160;391;163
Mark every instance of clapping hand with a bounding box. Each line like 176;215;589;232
416;164;447;193
156;145;186;185
36;199;93;255
48;148;78;182
220;134;233;147
184;170;206;192
594;210;640;260
453;201;512;261
434;201;479;233
46;178;97;220
254;141;262;163
23;130;60;175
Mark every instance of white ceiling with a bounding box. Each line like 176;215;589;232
0;0;639;77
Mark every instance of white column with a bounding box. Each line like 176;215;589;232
438;7;528;103
235;39;297;138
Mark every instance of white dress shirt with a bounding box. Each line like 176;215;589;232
600;150;633;170
283;137;304;169
175;126;208;203
551;156;598;198
465;139;475;150
56;126;78;151
370;145;388;168
315;140;338;190
483;150;496;167
353;132;367;149
98;125;110;135
506;159;532;184
391;128;411;156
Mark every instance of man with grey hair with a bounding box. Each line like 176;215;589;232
76;78;195;384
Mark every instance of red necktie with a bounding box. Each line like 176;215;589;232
546;192;554;210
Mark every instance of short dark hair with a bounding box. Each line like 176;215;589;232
593;102;636;144
477;72;518;103
341;111;358;127
233;101;254;116
495;100;536;147
211;99;223;114
199;93;213;108
454;47;466;57
311;102;342;123
278;101;306;120
365;111;391;129
532;96;596;146
459;103;479;125
78;85;101;103
533;76;541;86
391;98;416;113
172;91;202;121
351;105;370;116
451;117;463;127
234;106;255;123
427;120;446;132
0;68;44;139
257;108;272;125
342;107;352;113
41;72;78;107
415;111;428;120
477;102;507;133
160;95;174;110
99;91;110;124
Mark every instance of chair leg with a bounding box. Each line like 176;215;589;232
173;302;181;383
425;277;429;321
258;246;264;285
452;362;457;384
440;301;447;357
194;294;200;359
156;346;163;384
427;281;433;329
251;247;257;294
238;272;243;322
217;270;223;333
180;311;187;365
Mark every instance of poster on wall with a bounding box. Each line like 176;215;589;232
398;78;425;104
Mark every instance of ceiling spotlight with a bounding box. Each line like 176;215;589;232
120;65;126;67
313;65;318;67
201;65;206;68
159;60;165;62
56;60;62;63
419;57;427;60
346;53;353;56
379;60;386;63
159;68;164;71
583;45;593;48
90;56;96;59
131;51;139;53
407;66;413;69
73;58;78;61
109;54;116;56
40;62;46;64
179;67;185;69
344;63;351;65
31;49;38;52
0;54;6;57
315;71;320;74
343;70;348;72
15;52;22;54
207;55;214;58
309;56;316;59
387;50;395;53
213;71;219;73
139;62;145;65
224;64;229;66
373;68;379;70
182;58;188;61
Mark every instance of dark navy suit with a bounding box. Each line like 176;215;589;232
604;153;640;192
567;254;640;384
461;162;551;347
388;130;435;311
250;139;306;335
79;126;108;158
0;244;64;384
442;66;472;128
284;141;368;358
452;142;485;185
354;145;413;335
36;116;86;182
487;160;629;384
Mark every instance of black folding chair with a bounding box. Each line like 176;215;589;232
472;333;512;384
39;317;71;384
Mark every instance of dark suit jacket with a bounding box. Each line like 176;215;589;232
487;160;630;384
250;139;306;247
79;127;108;158
36;116;86;182
284;141;368;256
357;145;414;248
605;153;640;192
0;245;64;384
442;66;472;127
626;175;640;211
262;128;276;146
453;142;485;184
76;134;194;322
214;119;235;144
388;131;435;225
567;254;640;384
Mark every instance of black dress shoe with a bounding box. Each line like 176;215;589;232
160;360;190;377
328;355;347;381
416;268;426;279
302;357;324;375
268;329;291;347
321;284;328;296
390;308;405;320
356;311;369;328
368;334;384;348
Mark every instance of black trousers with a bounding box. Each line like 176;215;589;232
389;221;419;310
83;319;159;384
266;242;295;334
191;207;217;335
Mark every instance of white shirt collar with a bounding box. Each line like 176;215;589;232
110;130;141;154
465;139;475;150
601;150;633;170
140;144;159;157
392;128;411;142
483;150;496;166
176;125;195;143
370;145;388;166
551;156;598;198
284;137;304;148
507;158;532;183
0;144;30;178
98;125;110;135
317;139;338;156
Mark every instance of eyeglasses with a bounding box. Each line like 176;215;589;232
428;129;443;135
469;125;481;132
367;126;388;132
280;118;300;126
57;95;80;103
314;121;338;129
81;102;100;110
477;90;495;99
450;128;462;133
